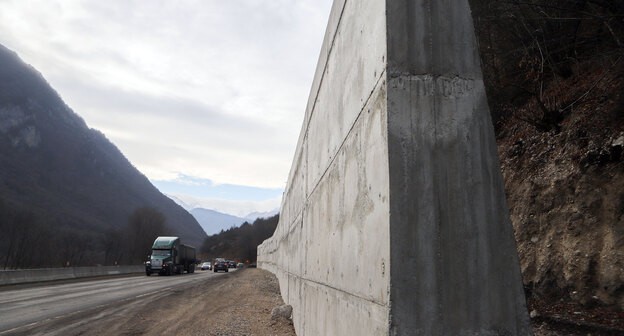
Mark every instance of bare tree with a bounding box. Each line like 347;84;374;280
2;209;40;269
102;228;123;265
470;0;624;130
125;207;167;264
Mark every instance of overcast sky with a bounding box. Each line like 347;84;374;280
0;0;333;216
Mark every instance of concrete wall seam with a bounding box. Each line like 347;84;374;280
305;69;387;199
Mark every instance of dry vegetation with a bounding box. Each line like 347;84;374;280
471;0;624;332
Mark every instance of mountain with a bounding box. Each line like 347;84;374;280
189;208;246;235
0;44;206;265
244;209;279;222
166;193;280;234
166;194;196;211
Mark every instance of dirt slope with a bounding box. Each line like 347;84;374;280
496;59;624;329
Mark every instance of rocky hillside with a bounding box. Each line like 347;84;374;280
471;0;623;330
0;44;206;266
497;62;623;310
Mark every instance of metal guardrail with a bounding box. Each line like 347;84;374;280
0;265;144;285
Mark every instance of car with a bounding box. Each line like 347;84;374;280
213;260;229;272
228;261;237;268
237;262;244;268
200;262;212;270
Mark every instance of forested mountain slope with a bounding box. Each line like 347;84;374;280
0;44;206;268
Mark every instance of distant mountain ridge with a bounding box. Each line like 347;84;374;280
0;44;206;249
243;209;279;221
166;194;279;235
189;208;246;235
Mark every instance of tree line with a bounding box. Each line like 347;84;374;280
0;199;169;269
1;194;281;270
200;214;279;264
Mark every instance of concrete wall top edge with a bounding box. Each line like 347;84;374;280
303;0;347;130
276;0;347;226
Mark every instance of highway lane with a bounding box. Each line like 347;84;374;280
0;268;235;334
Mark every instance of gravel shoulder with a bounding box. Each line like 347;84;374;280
13;268;295;336
101;267;296;336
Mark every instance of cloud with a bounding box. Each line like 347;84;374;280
60;78;297;187
167;192;282;218
0;0;333;191
153;174;283;202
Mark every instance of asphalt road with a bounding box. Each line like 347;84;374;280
0;268;235;335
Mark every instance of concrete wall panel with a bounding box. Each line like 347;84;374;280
387;75;530;335
259;0;531;334
303;81;389;303
281;141;307;238
302;0;345;128
306;0;386;193
299;279;389;336
258;0;391;332
385;1;530;333
386;0;482;78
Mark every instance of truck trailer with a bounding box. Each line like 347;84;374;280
145;236;196;276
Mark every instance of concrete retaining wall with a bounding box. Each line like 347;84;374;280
258;0;531;335
0;265;143;285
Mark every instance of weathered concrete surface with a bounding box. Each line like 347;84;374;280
259;1;389;334
386;1;531;334
258;0;531;335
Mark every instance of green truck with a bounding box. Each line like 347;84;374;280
145;236;196;276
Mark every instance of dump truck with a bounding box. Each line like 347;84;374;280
145;236;196;276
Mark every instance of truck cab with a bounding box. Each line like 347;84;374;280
145;236;196;276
